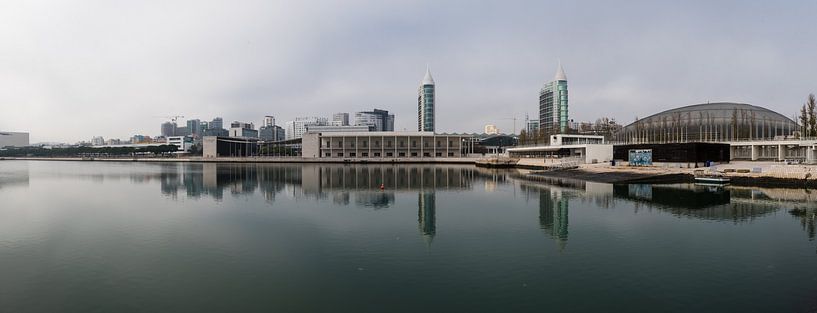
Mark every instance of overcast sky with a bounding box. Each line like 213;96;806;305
2;0;816;143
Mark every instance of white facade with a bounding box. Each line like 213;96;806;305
485;124;499;135
91;136;105;146
331;113;349;126
286;117;328;140
166;136;193;152
302;131;470;159
550;134;604;145
0;132;29;147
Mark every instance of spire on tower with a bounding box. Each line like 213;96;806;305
554;61;567;81
422;65;435;85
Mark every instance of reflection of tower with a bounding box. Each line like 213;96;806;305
418;192;436;245
539;189;569;251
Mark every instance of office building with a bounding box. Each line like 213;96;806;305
485;124;499;135
355;109;394;131
305;125;373;133
186;119;201;137
166;136;194;152
209;117;224;131
418;67;435;132
260;125;286;141
331;113;350;126
91;136;105;146
161;122;176;137
230;121;258;138
539;62;569;134
285;117;328;140
263;116;276;128
0;131;29;147
526;119;540;134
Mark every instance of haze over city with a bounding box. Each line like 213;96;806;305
2;0;817;143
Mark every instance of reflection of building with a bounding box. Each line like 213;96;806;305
356;192;395;209
540;189;569;250
418;192;436;245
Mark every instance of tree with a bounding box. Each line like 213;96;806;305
808;94;817;137
800;104;809;137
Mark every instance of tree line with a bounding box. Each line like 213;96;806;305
798;94;817;137
0;145;180;157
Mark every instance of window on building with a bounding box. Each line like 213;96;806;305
437;140;441;147
349;152;356;157
399;152;406;157
448;152;454;157
423;152;430;157
325;141;330;148
362;141;367;147
337;153;343;157
374;152;380;157
350;142;355;147
362;152;368;157
411;152;418;157
375;141;380;147
325;153;331;157
411;141;417;148
387;152;393;157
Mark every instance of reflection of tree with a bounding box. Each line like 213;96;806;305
790;208;816;241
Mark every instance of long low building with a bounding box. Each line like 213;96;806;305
0;131;29;148
301;131;472;158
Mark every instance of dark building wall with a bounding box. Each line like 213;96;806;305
613;142;730;163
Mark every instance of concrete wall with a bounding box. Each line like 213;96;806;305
203;137;218;158
584;144;614;163
301;132;320;158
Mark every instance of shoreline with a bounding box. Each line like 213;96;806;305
5;157;817;188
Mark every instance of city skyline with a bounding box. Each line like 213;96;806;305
2;1;817;143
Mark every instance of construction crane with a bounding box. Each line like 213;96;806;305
155;115;185;123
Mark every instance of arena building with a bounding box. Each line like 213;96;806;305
613;102;798;144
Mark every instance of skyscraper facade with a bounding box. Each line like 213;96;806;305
331;113;350;126
539;62;569;134
263;116;275;128
354;109;394;131
285;117;328;140
418;67;435;132
161;122;176;137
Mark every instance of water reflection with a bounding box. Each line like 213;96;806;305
539;188;569;251
418;192;436;245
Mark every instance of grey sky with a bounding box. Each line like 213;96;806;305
2;0;816;143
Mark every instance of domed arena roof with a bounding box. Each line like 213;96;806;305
616;102;797;143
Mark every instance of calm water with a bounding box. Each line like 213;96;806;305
1;160;816;313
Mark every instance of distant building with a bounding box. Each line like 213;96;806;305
166;136;193;152
230;121;258;138
331;113;350;126
355;109;394;131
209;117;224;131
175;126;190;137
186;119;201;137
539;62;569;134
285;117;328;140
105;138;122;145
526;119;540;134
263;116;275;127
259;125;285;141
161;122;176;137
484;124;499;135
418;67;435;132
306;125;372;133
0;131;29;147
91;136;105;146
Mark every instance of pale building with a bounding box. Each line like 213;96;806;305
484;124;499;135
0;131;30;147
285;117;328;140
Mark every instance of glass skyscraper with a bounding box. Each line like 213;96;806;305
539;62;569;134
418;67;435;132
